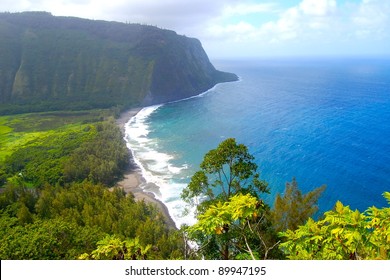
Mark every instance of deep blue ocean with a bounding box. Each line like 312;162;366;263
125;57;390;227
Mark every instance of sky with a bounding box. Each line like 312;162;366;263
1;0;389;58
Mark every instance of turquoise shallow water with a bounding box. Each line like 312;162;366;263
125;57;390;226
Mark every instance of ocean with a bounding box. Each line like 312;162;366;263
125;57;390;227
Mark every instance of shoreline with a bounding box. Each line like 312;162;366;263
115;108;177;229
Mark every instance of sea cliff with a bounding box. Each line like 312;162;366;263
0;12;237;114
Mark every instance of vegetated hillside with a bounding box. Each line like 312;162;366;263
0;12;237;114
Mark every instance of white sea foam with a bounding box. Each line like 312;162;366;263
168;163;188;174
125;105;196;227
125;105;161;142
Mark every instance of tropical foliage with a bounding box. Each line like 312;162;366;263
188;193;280;260
79;236;152;260
279;192;390;260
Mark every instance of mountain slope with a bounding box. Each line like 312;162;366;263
0;12;237;114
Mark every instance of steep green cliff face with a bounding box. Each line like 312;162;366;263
0;12;237;114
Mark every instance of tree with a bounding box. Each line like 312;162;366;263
181;138;269;214
181;138;280;259
271;178;326;232
16;203;33;225
279;192;390;260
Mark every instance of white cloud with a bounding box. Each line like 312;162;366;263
268;7;301;41
299;0;337;17
222;2;278;17
204;0;390;57
206;1;332;45
258;0;341;43
208;21;258;42
352;0;390;39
